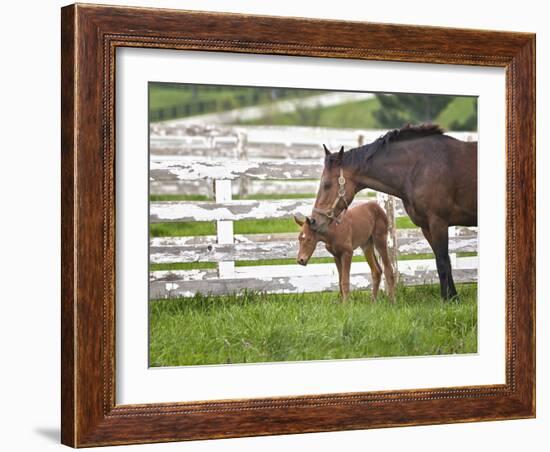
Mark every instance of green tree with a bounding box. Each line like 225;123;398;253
448;99;478;131
373;94;453;128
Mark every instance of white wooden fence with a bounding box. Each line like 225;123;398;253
149;125;477;197
149;127;478;298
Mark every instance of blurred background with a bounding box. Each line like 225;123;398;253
149;83;477;130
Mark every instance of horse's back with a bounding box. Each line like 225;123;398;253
448;138;477;178
347;201;388;243
446;139;477;225
348;201;386;221
404;136;477;225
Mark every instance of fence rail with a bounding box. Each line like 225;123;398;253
150;157;324;182
150;228;477;264
150;179;322;197
149;126;477;195
150;258;478;299
150;198;408;223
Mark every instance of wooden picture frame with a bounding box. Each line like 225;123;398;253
61;3;535;447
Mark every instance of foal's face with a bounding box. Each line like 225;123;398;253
294;216;319;266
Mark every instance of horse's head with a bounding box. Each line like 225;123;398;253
293;213;319;266
310;144;359;232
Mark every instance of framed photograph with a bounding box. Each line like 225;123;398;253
61;3;535;447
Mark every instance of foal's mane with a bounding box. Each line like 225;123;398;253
326;123;446;169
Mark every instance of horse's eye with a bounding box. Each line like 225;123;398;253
323;183;331;190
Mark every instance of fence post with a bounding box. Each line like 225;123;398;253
448;226;458;269
376;192;399;285
215;179;235;278
236;131;249;197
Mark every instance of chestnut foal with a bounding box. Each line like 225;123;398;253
294;202;395;302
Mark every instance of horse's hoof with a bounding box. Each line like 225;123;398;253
442;295;460;303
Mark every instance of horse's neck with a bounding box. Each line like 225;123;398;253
358;177;402;198
356;148;408;199
315;233;328;245
316;220;349;246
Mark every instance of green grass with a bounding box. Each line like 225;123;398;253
150;194;211;202
149;84;281;112
242;97;381;128
150;218;301;238
150;83;476;130
149;283;477;367
150;222;216;237
149;84;326;122
149;84;199;110
151;211;417;239
152;262;216;271
240;95;476;130
396;216;416;229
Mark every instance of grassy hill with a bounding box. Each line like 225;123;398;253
149;83;477;131
241;96;476;130
149;83;325;122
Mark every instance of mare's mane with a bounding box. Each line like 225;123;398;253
326;123;446;169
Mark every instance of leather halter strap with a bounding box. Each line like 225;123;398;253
312;168;349;221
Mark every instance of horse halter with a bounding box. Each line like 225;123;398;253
313;168;349;221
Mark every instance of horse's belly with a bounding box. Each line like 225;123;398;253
401;201;428;229
404;199;476;228
449;200;477;226
449;212;477;227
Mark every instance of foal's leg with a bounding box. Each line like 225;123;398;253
362;240;382;301
339;252;353;302
424;218;457;300
373;231;396;303
333;254;343;298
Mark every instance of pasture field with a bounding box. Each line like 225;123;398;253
149;283;477;367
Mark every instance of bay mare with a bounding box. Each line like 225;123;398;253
311;124;477;299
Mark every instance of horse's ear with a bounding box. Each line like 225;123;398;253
293;213;305;226
323;144;331;157
336;146;344;162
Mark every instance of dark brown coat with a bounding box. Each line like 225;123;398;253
312;125;476;299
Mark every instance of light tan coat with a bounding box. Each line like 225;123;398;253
295;202;395;302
